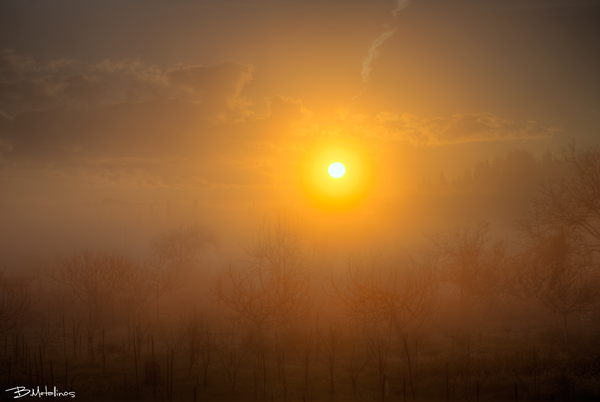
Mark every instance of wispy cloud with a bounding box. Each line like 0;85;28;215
392;0;413;18
0;51;313;191
360;0;413;83
361;29;396;83
374;112;558;146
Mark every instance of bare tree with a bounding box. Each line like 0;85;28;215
253;340;269;402
515;142;600;342
527;141;600;255
150;223;216;270
49;251;133;363
198;318;213;386
427;222;509;321
212;262;315;336
245;216;307;278
293;328;316;393
33;317;60;356
51;251;132;322
177;312;213;379
126;314;150;361
125;255;178;319
516;231;600;343
0;269;33;335
274;331;288;398
329;252;439;345
365;326;392;386
346;337;368;395
211;216;316;336
318;323;342;400
157;316;185;355
215;329;251;392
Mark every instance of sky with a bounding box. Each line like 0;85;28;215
1;0;600;263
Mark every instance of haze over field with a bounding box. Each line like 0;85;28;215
1;0;599;259
1;1;600;400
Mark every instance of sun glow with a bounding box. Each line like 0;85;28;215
300;141;374;209
328;162;345;178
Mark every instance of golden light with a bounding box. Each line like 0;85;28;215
300;140;374;209
328;162;345;178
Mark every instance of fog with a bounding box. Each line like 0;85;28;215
1;149;563;265
2;0;600;400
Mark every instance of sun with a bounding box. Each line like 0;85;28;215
300;140;374;208
328;162;345;179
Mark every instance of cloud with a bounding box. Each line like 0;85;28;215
392;0;413;18
0;49;38;77
375;112;557;145
60;74;106;102
0;50;54;108
0;51;286;190
0;50;107;111
267;95;311;123
359;0;413;84
0;51;315;192
0;50;255;119
361;29;396;83
167;61;254;117
0;50;558;197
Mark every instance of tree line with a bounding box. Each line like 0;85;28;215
1;142;600;400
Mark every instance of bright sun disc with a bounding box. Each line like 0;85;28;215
328;162;345;178
300;142;374;208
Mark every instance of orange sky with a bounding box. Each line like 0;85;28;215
1;0;599;263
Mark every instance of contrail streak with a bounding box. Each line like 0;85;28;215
360;0;413;84
392;0;413;18
361;29;396;83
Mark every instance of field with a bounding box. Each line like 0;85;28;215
2;310;600;402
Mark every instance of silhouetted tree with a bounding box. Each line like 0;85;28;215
365;325;392;386
150;223;216;271
176;312;213;380
125;255;178;318
0;269;33;335
317;323;342;400
427;222;508;321
215;329;251;391
525;141;600;255
245;215;307;279
213;260;315;336
49;251;133;363
329;250;439;344
450;149;563;192
211;216;316;336
346;337;368;394
516;230;600;343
